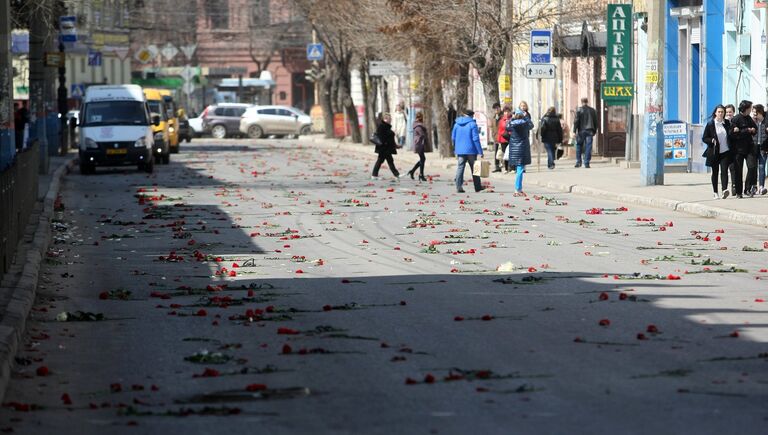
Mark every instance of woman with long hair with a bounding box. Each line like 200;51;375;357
702;104;732;199
505;109;534;194
407;112;428;181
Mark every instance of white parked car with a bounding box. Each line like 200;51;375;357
239;105;312;139
188;114;204;137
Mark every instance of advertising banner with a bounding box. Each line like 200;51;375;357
604;4;633;105
663;121;688;165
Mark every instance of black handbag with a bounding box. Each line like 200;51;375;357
370;133;382;146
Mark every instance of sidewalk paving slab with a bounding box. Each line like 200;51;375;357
0;153;77;402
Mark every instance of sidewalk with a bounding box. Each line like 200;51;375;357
306;135;768;227
0;151;76;402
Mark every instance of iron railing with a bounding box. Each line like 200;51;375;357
0;144;40;275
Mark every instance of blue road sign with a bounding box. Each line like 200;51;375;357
59;16;77;43
307;43;324;61
530;29;552;64
71;84;86;99
88;51;102;67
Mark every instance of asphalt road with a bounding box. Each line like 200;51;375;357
2;139;767;434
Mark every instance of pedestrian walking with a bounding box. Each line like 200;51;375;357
371;112;401;180
727;100;758;198
539;107;563;169
452;110;485;193
750;104;768;195
492;102;502;125
407;112;428;181
505;109;534;194
13;102;29;151
724;103;737;194
494;106;511;173
725;104;735;120
518;101;531;119
702;105;733;199
392;103;407;147
572;98;598;168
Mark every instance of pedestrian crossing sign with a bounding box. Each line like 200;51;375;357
307;43;324;61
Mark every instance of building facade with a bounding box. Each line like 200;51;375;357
128;0;313;114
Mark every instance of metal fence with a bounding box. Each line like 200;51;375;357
0;144;40;275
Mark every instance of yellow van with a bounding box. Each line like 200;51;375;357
159;89;180;153
142;88;171;164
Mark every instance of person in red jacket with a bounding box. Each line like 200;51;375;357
494;106;512;173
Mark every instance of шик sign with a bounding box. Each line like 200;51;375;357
603;4;633;105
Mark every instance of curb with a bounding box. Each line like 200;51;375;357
0;157;76;403
304;136;768;227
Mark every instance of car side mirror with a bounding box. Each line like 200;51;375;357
152;115;161;126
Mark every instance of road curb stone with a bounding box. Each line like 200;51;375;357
0;157;76;403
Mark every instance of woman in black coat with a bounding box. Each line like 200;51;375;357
371;113;401;180
702;104;732;199
407;112;428;181
539;106;564;169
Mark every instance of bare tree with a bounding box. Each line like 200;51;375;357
385;0;602;125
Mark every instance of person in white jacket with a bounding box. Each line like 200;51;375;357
392;103;408;146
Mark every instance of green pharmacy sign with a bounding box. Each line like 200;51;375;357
604;4;633;105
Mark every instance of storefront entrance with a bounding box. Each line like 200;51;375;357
603;105;628;158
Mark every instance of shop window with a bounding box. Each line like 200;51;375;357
279;91;287;101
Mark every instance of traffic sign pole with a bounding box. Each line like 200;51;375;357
536;78;541;173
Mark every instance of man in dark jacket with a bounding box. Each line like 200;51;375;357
370;113;401;180
728;100;757;198
539;107;564;169
572;98;598;168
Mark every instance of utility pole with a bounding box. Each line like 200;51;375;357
0;0;15;169
640;1;664;186
58;38;68;155
29;2;50;174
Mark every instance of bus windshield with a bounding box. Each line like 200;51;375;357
147;100;166;120
83;101;148;127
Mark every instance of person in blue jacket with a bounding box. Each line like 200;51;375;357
451;110;485;193
505;109;534;194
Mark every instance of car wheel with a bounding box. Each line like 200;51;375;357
300;125;311;136
211;124;227;139
247;124;264;139
79;161;94;175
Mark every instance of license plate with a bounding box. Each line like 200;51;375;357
106;148;127;155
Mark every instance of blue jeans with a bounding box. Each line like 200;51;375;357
543;142;556;168
515;165;525;191
455;155;483;191
576;130;594;165
759;152;767;188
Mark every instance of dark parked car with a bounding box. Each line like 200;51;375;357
201;103;252;139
